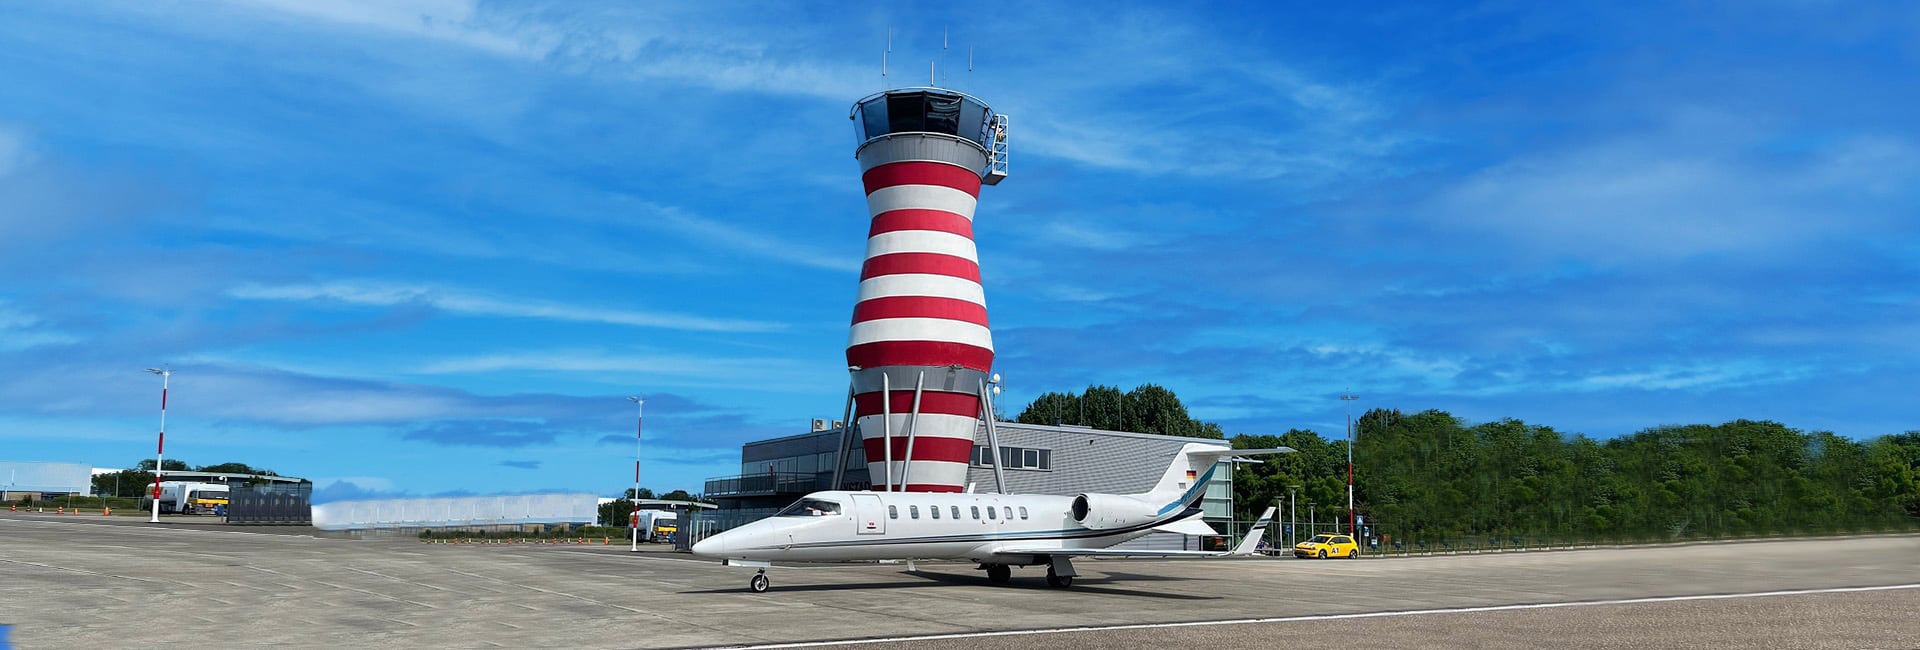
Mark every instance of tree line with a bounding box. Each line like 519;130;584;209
91;460;282;497
1014;386;1920;543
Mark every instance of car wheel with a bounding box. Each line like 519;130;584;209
1350;548;1359;559
1317;549;1327;559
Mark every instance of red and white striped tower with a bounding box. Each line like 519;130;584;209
846;88;1008;493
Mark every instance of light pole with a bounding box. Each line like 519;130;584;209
1342;389;1358;537
627;396;644;553
145;368;171;523
1309;502;1316;537
1288;485;1300;549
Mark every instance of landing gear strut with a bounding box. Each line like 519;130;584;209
1045;556;1077;589
749;569;769;593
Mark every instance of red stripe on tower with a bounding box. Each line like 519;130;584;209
861;435;976;461
862;161;983;195
851;296;989;326
846;341;994;372
868;210;975;238
859;253;981;282
853;391;982;419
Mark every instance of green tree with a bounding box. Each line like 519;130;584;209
136;459;190;471
90;470;156;498
196;462;277;475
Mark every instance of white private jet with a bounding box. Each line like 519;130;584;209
691;442;1291;592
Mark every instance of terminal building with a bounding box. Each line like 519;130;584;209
699;421;1242;550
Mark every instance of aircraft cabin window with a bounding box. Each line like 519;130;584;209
971;506;980;520
776;498;842;517
1019;506;1029;519
910;505;920;519
889;505;898;519
951;506;961;520
987;506;997;519
931;505;941;519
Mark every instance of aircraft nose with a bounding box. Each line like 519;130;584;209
691;533;728;557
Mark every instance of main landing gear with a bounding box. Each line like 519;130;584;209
749;569;769;593
986;564;1011;584
979;558;1076;588
1044;564;1073;589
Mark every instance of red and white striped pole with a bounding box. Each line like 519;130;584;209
146;368;172;523
627;396;643;552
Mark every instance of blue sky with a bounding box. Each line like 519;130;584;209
1;1;1915;499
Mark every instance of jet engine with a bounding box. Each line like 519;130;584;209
1070;493;1161;530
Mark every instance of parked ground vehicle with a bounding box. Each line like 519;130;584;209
633;509;679;542
1293;533;1360;558
142;481;230;514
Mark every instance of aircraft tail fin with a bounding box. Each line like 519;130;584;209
1229;506;1279;556
1146;443;1296;504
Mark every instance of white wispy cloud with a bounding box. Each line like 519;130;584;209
1432;112;1920;263
628;199;859;273
414;348;826;386
0;301;78;351
228;280;785;332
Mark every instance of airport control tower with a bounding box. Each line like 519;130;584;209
842;87;1009;493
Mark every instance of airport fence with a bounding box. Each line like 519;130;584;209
1248;516;1920;557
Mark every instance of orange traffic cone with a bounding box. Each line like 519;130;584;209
103;507;111;516
56;506;63;515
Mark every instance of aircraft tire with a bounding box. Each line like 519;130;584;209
749;573;769;593
986;564;1011;584
1045;567;1072;589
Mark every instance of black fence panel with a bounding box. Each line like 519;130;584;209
228;483;312;524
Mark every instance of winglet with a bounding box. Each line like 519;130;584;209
1230;506;1279;556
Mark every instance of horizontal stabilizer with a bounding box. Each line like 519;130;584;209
1152;515;1218;536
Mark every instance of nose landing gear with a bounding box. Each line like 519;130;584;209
749;569;770;593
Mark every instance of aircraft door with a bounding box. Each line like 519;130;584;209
851;493;885;535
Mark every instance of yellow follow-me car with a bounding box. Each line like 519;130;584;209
1294;533;1361;559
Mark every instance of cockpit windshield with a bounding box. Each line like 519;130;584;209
775;498;842;517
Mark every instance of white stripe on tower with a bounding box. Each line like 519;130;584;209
864;231;981;260
866;185;979;220
855;275;988;306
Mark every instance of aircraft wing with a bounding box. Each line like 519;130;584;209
988;547;1233;559
991;506;1281;560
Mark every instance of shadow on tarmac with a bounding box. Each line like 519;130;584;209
679;568;1222;600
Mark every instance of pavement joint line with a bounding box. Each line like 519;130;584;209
341;565;468;594
699;583;1920;650
440;566;778;642
0;557;161;584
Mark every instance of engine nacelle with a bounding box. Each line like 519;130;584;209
1070;493;1160;530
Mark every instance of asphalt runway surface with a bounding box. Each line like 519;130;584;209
1;512;1914;649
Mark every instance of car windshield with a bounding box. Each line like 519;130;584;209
1309;535;1335;543
775;498;842;517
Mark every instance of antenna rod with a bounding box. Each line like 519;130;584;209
930;60;935;86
